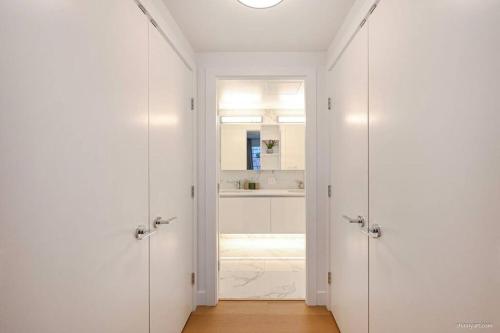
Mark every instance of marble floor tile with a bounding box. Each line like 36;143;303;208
219;234;306;300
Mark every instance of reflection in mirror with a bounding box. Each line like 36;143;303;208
218;79;305;171
246;131;260;170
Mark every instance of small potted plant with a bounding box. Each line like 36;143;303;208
263;140;278;154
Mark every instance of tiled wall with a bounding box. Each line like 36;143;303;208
220;170;305;190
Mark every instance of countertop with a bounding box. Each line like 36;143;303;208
219;189;305;198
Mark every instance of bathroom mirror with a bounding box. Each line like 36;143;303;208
220;123;305;171
246;131;261;170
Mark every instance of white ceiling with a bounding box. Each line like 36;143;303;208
161;0;355;52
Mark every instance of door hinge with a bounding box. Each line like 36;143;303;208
328;272;332;285
191;272;195;286
328;185;332;198
150;18;159;29
137;2;147;15
328;97;332;110
217;183;220;193
191;185;195;198
218;260;221;272
190;97;195;111
359;4;376;29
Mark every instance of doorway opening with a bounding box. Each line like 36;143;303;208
217;79;306;300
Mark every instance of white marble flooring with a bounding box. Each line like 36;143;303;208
219;234;305;300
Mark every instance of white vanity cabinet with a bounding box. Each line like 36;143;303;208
270;197;305;233
219;197;271;233
280;125;305;170
219;193;305;234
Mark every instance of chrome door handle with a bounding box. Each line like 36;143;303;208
342;215;365;227
136;225;157;240
154;216;177;228
361;224;382;238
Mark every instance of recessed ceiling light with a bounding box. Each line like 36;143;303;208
237;0;284;9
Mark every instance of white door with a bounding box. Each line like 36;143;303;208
0;1;150;332
148;23;194;333
329;26;369;333
369;1;500;332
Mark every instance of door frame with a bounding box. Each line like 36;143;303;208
190;69;198;311
201;66;318;305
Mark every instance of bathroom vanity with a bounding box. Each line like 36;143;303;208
219;189;305;234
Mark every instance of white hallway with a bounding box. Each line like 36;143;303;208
0;0;499;332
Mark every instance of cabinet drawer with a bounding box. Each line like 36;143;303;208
270;197;305;233
219;197;271;233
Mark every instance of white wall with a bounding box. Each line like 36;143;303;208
195;52;330;305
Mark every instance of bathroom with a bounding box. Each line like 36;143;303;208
217;79;306;299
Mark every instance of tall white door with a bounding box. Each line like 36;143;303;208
368;1;500;332
148;24;194;333
329;26;369;333
0;1;150;332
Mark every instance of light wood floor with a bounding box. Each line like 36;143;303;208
182;301;340;333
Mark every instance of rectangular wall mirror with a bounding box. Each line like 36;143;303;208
220;122;305;171
246;131;261;170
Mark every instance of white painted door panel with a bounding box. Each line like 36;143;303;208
369;1;500;332
219;197;271;234
329;26;369;333
270;197;305;233
0;1;149;332
148;24;194;333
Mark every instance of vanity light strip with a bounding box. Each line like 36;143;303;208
220;257;306;260
277;116;305;123
220;116;263;123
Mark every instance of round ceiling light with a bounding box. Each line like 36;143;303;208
237;0;284;9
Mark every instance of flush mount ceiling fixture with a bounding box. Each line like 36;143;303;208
237;0;284;9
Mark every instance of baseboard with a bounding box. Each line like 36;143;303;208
196;290;206;306
316;290;328;306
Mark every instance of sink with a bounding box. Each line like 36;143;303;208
219;189;305;197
